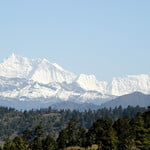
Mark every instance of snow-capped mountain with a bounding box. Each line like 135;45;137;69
75;73;150;96
0;76;111;101
109;74;150;96
0;53;76;84
75;74;108;94
0;54;150;109
0;76;112;110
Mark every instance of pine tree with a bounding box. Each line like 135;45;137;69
22;129;33;141
77;127;87;147
57;129;68;150
13;136;29;150
133;113;150;150
3;139;16;150
42;135;57;150
114;117;135;150
30;125;45;150
31;137;43;150
87;118;118;150
34;125;44;138
66;118;79;146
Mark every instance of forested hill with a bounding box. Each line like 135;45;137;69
0;105;147;140
0;107;150;150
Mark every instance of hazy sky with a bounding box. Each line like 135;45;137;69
0;1;150;81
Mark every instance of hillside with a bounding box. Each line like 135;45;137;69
0;106;146;140
0;107;149;150
101;92;150;108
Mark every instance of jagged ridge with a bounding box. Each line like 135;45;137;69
0;54;150;110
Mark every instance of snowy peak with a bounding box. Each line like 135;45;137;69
0;54;76;84
75;73;150;96
30;58;76;84
0;54;150;97
110;74;150;96
76;74;97;84
0;76;111;104
75;74;108;93
76;74;99;91
0;54;33;78
52;63;64;71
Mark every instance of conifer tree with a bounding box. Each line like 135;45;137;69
3;139;16;150
114;117;135;150
57;129;68;150
42;135;57;150
13;136;29;150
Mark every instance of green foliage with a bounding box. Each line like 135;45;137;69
13;136;29;150
133;113;150;150
114;117;135;150
77;127;86;147
22;129;33;141
3;139;16;150
65;119;79;146
87;118;118;150
57;129;68;149
34;126;44;138
0;106;149;150
0;105;146;140
42;135;57;150
57;118;82;148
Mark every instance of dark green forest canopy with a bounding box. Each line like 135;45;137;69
0;107;150;150
0;105;147;140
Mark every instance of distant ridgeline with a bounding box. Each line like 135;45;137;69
0;54;150;110
0;106;149;150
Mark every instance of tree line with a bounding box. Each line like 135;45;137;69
0;108;150;150
0;106;147;140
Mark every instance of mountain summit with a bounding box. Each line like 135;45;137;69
0;54;150;96
0;54;150;109
0;54;76;84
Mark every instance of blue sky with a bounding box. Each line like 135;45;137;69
0;0;150;81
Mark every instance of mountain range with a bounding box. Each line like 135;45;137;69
0;54;149;110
